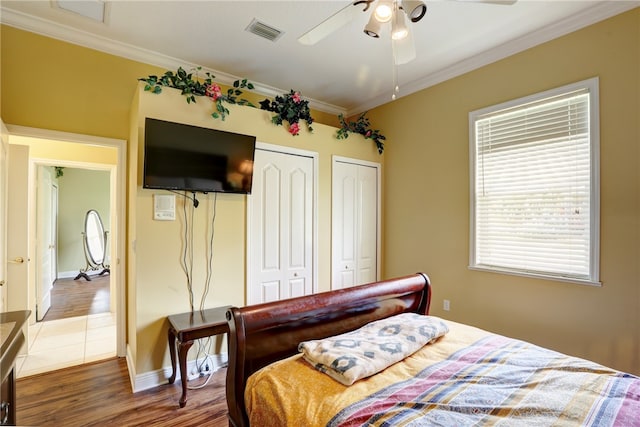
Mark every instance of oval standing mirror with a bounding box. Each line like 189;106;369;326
85;209;105;264
74;210;110;281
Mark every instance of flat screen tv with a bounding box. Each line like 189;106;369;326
143;118;256;194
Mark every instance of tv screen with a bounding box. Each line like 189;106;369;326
143;118;256;194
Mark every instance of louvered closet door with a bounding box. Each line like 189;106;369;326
332;158;380;289
248;148;314;304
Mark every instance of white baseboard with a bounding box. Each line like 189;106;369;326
126;346;228;393
126;345;137;392
58;270;80;279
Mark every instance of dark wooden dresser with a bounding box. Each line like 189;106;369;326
1;310;30;426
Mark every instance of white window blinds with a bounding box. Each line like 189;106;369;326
470;79;599;284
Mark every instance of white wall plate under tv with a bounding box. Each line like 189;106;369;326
154;194;176;220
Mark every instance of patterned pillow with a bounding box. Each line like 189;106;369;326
298;313;449;385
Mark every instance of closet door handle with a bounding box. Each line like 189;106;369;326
9;257;25;264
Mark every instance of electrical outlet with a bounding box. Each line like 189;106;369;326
188;370;200;381
443;299;450;311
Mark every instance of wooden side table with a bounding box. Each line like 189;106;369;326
167;306;231;408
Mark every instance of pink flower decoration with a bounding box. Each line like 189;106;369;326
292;92;301;104
365;130;372;138
289;122;300;135
205;84;222;101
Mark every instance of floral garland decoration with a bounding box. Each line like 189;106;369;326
259;90;314;136
336;112;386;154
139;67;255;120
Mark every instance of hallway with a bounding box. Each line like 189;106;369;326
16;311;116;378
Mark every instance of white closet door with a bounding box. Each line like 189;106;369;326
332;158;380;289
248;147;314;304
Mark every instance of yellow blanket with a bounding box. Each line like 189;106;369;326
245;319;640;427
245;320;486;426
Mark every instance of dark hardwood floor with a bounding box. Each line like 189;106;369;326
43;275;110;321
17;357;229;426
19;277;230;425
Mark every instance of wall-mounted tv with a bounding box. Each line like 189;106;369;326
143;118;256;194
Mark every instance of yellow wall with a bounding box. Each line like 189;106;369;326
0;26;339;138
9;136;117;164
1;27;154;139
371;9;639;375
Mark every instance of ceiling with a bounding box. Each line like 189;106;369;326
1;1;637;116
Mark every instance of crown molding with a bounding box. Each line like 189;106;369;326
349;1;639;116
0;7;348;117
3;2;636;119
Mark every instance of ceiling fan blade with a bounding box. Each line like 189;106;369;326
393;28;416;65
298;2;362;45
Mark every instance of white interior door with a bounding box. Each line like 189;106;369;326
36;166;54;320
0;121;8;312
332;157;380;289
248;145;315;304
7;144;30;316
51;184;58;282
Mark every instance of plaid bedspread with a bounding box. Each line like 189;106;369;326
327;335;640;426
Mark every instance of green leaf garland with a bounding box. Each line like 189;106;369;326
139;67;255;120
139;67;386;152
337;112;386;154
259;90;314;136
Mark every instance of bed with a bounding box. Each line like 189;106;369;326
225;273;640;427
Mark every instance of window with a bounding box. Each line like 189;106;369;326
469;78;600;285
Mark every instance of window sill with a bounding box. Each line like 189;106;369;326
468;265;602;287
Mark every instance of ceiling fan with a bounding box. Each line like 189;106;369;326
298;0;517;65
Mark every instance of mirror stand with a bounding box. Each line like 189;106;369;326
73;233;110;281
74;209;110;282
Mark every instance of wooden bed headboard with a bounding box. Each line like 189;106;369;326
225;273;432;427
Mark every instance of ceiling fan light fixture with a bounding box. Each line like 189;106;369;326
401;0;427;22
391;7;409;40
364;13;381;38
374;1;393;23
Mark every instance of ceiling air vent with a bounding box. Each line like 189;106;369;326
245;19;284;42
56;0;106;23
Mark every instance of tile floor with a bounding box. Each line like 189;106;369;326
16;311;117;378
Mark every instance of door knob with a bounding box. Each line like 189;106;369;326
9;257;25;264
0;280;4;286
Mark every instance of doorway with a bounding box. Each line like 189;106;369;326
37;166;111;322
5;125;126;376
